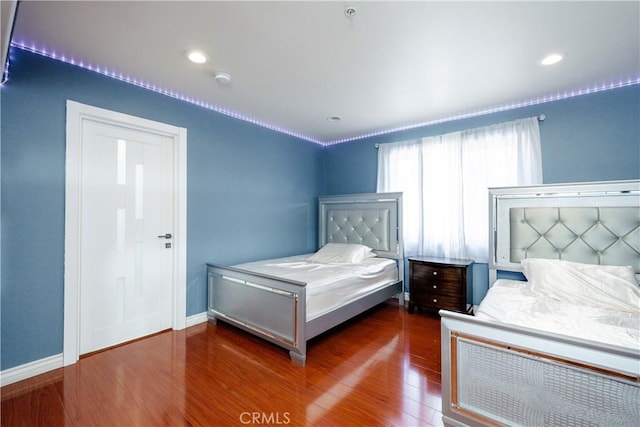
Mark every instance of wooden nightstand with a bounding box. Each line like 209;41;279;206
408;256;473;314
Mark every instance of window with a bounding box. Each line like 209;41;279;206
377;117;542;262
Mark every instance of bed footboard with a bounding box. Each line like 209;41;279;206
207;264;308;365
440;310;640;427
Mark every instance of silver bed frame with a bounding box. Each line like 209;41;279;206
440;180;640;426
207;192;404;366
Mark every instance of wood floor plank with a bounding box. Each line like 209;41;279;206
1;300;444;426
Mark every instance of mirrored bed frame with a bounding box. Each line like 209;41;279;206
440;180;640;426
207;192;404;366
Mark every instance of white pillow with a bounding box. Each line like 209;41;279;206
308;243;375;264
522;258;640;312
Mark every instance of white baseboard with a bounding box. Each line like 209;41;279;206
1;353;63;387
186;312;208;327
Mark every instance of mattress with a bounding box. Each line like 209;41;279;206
233;255;398;321
475;279;640;351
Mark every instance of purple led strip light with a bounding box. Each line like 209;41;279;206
325;76;640;146
9;42;325;145
8;42;640;146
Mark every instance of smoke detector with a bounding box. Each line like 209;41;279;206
214;72;232;85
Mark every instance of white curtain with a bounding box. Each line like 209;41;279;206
377;117;542;262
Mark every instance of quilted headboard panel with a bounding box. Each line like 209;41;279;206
509;207;639;273
490;180;640;277
324;207;391;251
318;193;403;260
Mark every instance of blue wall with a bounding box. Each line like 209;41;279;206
0;49;324;370
324;84;640;304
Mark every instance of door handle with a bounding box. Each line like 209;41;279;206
157;233;172;239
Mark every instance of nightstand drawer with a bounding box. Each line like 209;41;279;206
411;281;460;297
411;263;462;283
413;294;462;312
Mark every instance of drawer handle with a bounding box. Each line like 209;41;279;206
432;271;438;276
433;298;437;303
433;285;437;289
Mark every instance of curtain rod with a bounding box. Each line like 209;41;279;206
375;114;546;148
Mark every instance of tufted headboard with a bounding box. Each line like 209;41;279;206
489;180;640;282
318;192;403;260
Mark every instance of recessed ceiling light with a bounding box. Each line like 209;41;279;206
186;50;207;64
540;53;565;66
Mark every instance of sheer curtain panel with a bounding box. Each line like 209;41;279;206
377;117;542;262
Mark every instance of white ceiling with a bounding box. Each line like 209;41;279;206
9;1;640;144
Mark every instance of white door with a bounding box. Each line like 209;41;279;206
78;119;174;355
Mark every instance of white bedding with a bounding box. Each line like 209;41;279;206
233;255;398;321
475;279;640;351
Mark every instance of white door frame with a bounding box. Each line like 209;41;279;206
64;100;187;366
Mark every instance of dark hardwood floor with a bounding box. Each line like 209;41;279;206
1;300;444;426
